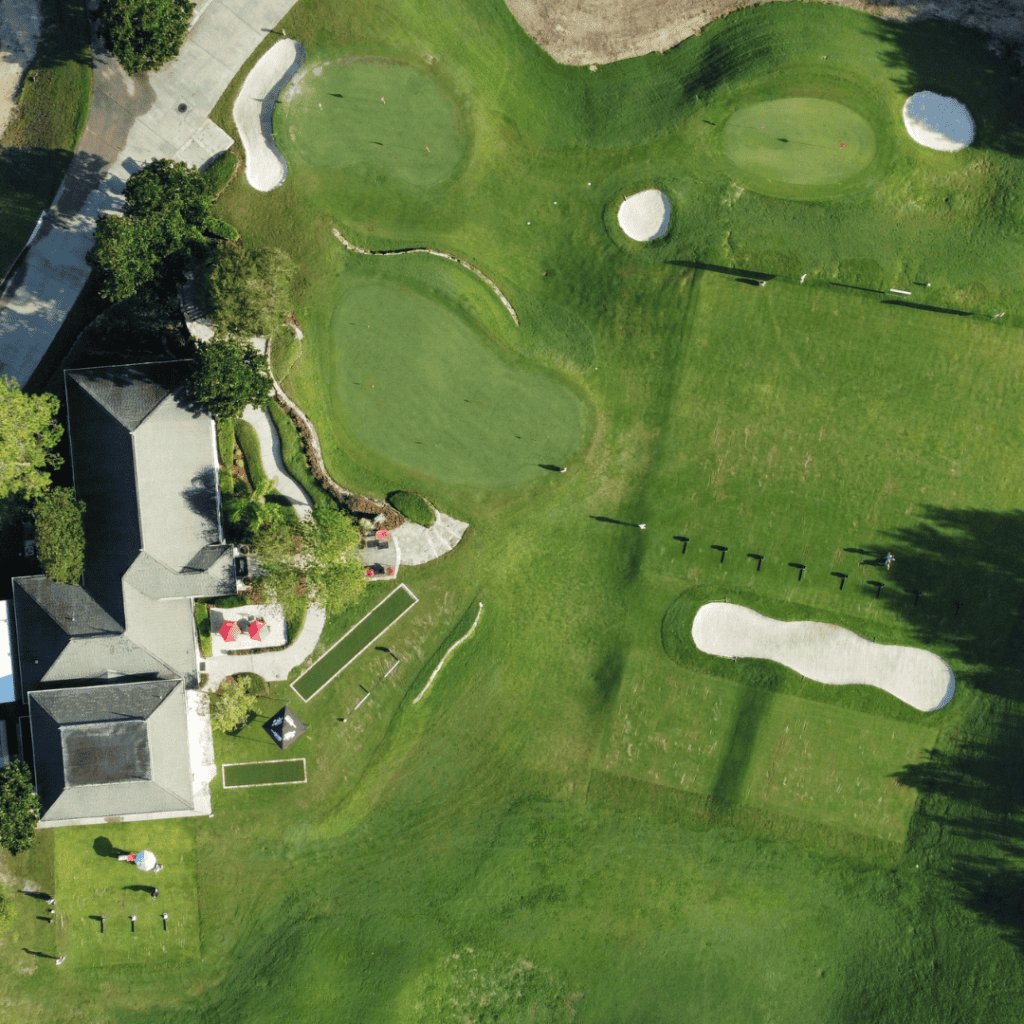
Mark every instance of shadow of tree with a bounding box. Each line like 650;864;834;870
870;506;1024;950
869;17;1024;159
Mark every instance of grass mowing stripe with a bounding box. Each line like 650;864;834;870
291;584;417;702
222;759;307;788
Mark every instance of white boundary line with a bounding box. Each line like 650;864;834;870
414;602;483;704
290;583;418;703
221;757;307;789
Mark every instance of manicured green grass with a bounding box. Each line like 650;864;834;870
53;821;199;968
0;0;92;279
320;276;586;488
723;96;877;187
291;583;417;701
222;758;306;788
388;489;433;526
277;57;469;188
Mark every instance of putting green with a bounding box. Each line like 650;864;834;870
723;97;876;188
325;281;585;489
277;57;468;187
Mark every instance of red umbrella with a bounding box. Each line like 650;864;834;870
218;620;240;642
365;568;374;577
248;620;269;642
376;529;389;540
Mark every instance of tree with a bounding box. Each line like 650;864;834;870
198;243;296;342
97;0;196;76
204;676;259;733
250;505;365;617
0;760;41;856
87;158;215;302
34;486;87;586
188;337;273;419
0;377;63;501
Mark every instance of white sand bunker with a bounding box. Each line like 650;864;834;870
617;189;671;241
233;38;306;192
692;602;955;712
902;91;975;152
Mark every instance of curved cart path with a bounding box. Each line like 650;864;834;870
241;402;314;521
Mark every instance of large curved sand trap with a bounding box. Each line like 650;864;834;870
692;602;955;712
902;91;975;152
233;39;306;192
617;189;671;241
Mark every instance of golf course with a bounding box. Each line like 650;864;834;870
7;0;1024;1020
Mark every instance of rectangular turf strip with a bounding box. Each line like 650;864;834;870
222;758;307;789
291;584;418;702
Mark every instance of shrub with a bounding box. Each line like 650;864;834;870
203;151;238;198
195;602;212;658
216;417;236;468
96;0;195;76
205;676;259;733
34;486;87;585
233;419;268;492
203;216;240;242
0;760;41;856
389;490;434;526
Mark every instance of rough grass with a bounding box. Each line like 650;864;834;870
233;419;269;493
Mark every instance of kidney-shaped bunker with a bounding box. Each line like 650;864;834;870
692;602;955;712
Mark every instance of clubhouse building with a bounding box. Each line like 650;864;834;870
7;362;235;827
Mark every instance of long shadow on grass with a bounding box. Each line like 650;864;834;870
871;17;1024;159
875;507;1024;948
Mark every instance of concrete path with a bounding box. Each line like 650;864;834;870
203;602;326;688
0;0;302;383
241;402;314;520
391;512;469;566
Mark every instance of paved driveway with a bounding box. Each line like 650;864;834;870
0;0;301;383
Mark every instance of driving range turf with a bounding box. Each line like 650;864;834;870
8;0;1024;1021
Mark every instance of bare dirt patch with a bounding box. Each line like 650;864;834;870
503;0;1024;66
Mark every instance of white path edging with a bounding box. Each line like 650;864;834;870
234;38;306;192
332;228;519;325
414;602;483;704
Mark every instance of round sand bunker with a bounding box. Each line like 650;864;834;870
617;189;671;241
902;91;975;152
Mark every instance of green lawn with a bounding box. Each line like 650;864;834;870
7;1;1024;1021
52;820;200;968
291;583;417;700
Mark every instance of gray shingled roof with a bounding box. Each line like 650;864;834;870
11;362;234;694
29;679;193;822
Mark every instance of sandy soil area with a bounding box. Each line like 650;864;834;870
503;0;1024;66
233;38;306;192
618;189;671;240
691;601;955;712
0;0;42;139
903;90;975;150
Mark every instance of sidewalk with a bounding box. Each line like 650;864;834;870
0;0;302;383
241;402;314;521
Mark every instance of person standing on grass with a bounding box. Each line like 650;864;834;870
885;552;895;570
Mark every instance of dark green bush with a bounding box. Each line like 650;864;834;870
389;490;434;526
203;151;238;198
234;419;268;492
203;216;240;242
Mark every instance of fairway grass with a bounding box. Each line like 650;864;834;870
222;758;307;788
291;583;417;701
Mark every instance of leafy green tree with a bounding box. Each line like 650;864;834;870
87;159;215;301
97;0;196;76
0;760;41;856
251;505;365;616
188;337;273;419
34;486;87;586
205;676;259;733
0;378;63;501
198;243;296;342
